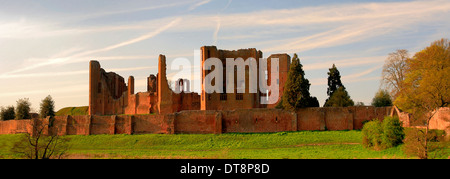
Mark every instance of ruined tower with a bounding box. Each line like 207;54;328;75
88;60;127;115
200;46;264;110
157;54;174;114
89;60;101;115
266;54;291;108
128;76;135;95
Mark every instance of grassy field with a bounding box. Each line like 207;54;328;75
0;130;447;159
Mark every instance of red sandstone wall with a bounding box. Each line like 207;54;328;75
323;107;354;130
0;119;33;134
136;93;151;114
296;108;325;131
351;106;391;129
174;110;221;134
222;109;296;133
66;116;91;135
133;114;174;134
429;108;450;133
1;106;447;136
115;116;132;134
90;116;114;135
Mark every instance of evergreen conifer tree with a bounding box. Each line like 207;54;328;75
324;64;354;107
282;54;319;110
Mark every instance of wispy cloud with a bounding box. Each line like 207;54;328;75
342;65;382;80
212;0;232;45
170;0;450;53
108;66;158;73
189;0;212;11
72;18;182;58
310;65;382;86
213;16;221;45
0;84;86;98
78;1;196;20
0;70;88;79
0;65;159;79
3;17;181;76
303;56;385;71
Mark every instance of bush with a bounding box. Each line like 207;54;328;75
362;116;404;150
381;116;404;148
403;128;447;159
362;120;383;150
402;128;427;159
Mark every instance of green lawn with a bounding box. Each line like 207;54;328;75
0;130;446;159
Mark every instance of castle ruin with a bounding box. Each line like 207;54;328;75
88;46;290;115
0;46;448;137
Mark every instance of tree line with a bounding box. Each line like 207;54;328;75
0;95;55;121
278;38;449;159
381;38;449;159
277;53;392;110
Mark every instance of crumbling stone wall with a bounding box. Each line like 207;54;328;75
89;46;293;116
66;115;91;135
174;110;221;134
429;108;450;133
200;46;290;111
89;56;201;116
2;107;449;136
0;119;33;134
222;109;297;133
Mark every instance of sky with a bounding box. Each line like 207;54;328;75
0;0;449;111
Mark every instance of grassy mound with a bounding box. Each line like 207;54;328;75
55;106;88;116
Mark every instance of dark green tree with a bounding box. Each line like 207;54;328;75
40;95;55;118
371;89;392;107
326;64;343;97
282;53;319;110
0;106;15;121
15;98;31;120
324;64;354;107
324;86;354;107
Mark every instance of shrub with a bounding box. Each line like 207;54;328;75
362;120;383;150
403;128;447;159
402;128;427;159
362;116;404;150
381;116;404;148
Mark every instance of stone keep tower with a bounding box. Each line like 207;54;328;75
199;46;290;110
200;46;264;110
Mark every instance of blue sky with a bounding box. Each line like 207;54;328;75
0;0;449;111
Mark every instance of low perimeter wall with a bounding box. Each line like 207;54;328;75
0;106;400;135
3;106;445;136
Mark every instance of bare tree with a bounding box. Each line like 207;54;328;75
381;49;409;99
11;118;71;159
